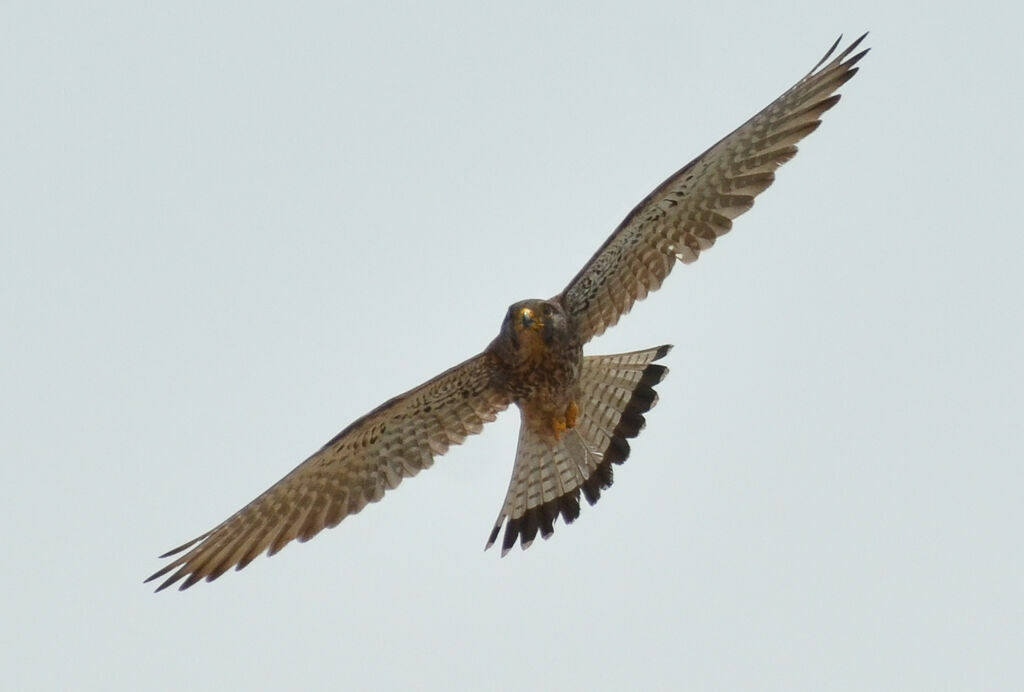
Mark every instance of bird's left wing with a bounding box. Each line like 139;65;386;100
559;34;868;343
146;351;510;591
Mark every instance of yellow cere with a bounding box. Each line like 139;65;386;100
519;307;543;331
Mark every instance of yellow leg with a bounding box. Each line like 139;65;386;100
552;418;567;440
550;401;580;442
565;400;579;430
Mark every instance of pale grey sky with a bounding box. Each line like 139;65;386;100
3;2;1021;690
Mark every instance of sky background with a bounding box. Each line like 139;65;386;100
3;2;1022;690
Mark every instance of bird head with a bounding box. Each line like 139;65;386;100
493;298;570;360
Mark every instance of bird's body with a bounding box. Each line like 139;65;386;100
489;299;583;444
148;34;869;591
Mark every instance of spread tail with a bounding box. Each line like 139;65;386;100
486;345;671;555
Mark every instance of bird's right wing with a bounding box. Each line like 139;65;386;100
147;351;510;591
559;34;869;343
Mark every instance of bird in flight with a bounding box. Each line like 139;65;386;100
148;34;868;591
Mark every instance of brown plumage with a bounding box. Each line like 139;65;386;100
147;34;868;590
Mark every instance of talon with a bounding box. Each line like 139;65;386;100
552;417;568;441
565;401;579;430
550;401;579;442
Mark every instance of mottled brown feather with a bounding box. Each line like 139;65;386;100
559;34;868;342
147;352;510;591
148;35;868;591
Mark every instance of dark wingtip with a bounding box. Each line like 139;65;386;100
180;572;205;590
832;33;871;71
149;571;184;593
811;32;870;76
847;32;870;55
485;523;501;551
144;562;177;587
156;533;207;560
501;516;521;555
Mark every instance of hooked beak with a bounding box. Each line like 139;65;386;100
518;307;543;331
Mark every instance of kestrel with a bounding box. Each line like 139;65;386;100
148;35;868;591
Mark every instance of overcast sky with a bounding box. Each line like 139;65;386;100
3;2;1021;690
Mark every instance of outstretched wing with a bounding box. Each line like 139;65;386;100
559;34;869;343
147;352;510;591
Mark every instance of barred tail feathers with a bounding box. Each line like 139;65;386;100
485;345;671;555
